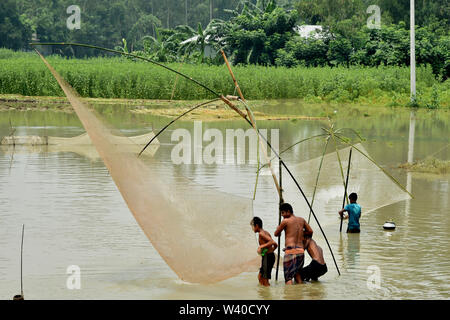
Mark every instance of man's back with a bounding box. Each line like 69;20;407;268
306;239;325;265
284;216;308;248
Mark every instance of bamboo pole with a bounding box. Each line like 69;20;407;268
410;0;416;101
170;59;185;101
257;133;328;173
13;224;25;300
275;160;283;281
30;42;221;98
332;130;348;204
220;49;282;198
20;224;24;297
32;44;341;275
219;49;339;275
308;137;330;224
340;148;352;232
280;162;341;276
138;98;220;156
333;134;413;198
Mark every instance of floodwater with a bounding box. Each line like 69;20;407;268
0;101;449;300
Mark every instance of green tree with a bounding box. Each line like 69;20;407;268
0;0;30;50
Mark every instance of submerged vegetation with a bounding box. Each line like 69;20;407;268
399;158;450;175
0;49;449;107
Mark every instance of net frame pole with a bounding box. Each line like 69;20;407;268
275;160;284;281
340;148;353;232
20;224;24;297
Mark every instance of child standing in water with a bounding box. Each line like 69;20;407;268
339;192;361;233
250;217;277;286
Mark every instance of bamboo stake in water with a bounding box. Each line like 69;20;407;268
20;224;24;297
340;148;353;233
275;160;283;281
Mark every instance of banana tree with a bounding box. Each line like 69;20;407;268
134;29;178;62
177;19;226;63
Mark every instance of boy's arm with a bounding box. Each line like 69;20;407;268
258;232;277;250
274;220;286;237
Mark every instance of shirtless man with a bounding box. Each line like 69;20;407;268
274;203;313;285
300;236;328;282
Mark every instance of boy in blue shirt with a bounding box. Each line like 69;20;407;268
338;193;361;233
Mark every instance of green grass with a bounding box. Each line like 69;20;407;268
0;49;448;107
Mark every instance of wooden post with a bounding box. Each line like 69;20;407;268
410;0;416;101
340;148;352;232
13;224;25;300
20;224;24;297
275;160;283;281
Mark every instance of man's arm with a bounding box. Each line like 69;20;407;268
338;207;348;218
274;220;287;237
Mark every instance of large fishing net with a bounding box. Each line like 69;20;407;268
37;52;258;284
280;143;412;227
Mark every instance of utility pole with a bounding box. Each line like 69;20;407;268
210;0;213;22
185;0;188;26
410;0;416;101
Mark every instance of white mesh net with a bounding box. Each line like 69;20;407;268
37;52;259;284
281;143;412;228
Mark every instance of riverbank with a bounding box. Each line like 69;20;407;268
0;94;329;121
2;94;449;123
399;157;450;175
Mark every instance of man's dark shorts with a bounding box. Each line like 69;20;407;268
300;259;328;281
347;228;360;233
260;252;276;279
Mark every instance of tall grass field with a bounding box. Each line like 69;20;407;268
0;49;448;107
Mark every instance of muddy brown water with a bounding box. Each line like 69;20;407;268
0;101;449;299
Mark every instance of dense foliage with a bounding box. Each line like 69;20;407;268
1;49;448;108
0;1;449;78
276;22;449;79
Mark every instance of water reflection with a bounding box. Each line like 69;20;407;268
0;105;449;299
347;234;361;268
338;233;361;271
257;285;274;300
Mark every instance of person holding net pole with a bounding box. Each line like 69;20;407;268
338;193;361;233
274;203;314;285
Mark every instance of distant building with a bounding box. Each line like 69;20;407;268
293;25;324;39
